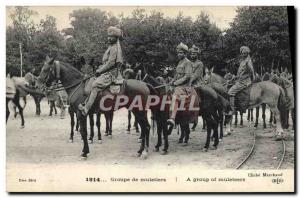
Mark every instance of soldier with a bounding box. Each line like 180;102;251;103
189;45;204;86
79;26;123;116
167;42;193;126
228;46;255;115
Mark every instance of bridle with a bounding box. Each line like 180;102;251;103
39;61;95;103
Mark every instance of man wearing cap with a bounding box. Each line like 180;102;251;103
79;26;123;116
228;46;255;114
189;45;204;86
167;42;193;126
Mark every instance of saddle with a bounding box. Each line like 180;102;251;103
175;87;200;124
84;77;125;96
235;85;251;113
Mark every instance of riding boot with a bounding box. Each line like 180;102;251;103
229;96;235;115
78;88;99;116
167;95;179;126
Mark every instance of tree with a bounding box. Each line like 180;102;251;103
223;7;291;74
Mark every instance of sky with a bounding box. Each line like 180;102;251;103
6;6;237;31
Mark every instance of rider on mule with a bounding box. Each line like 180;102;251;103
79;26;123;116
189;45;204;86
228;46;255;115
167;42;193;126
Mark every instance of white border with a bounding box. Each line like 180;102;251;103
1;0;298;197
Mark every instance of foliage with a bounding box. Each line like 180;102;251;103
6;6;292;78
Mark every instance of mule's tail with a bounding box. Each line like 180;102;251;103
278;87;288;129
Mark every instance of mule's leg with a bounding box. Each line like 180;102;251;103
240;112;243;126
154;116;162;152
76;116;80;132
88;113;94;143
6;99;10;123
269;110;273;124
234;111;238;126
133;112;145;156
202;117;206;131
183;123;190;145
178;124;185;144
269;106;284;140
33;96;39;116
251;109;254;122
77;111;89;159
134;119;139;133
219;110;224;141
262;104;267;129
212;122;219;149
127;110;131;133
14;97;25;128
109;111;113;136
142;112;151;159
96;113;102;143
254;106;259;128
204;120;212;151
49;101;54;116
54;102;57;115
191;118;198;131
162;112;169;154
247;109;250;121
286;110;290;129
69;109;75;143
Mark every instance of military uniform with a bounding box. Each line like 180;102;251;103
190;60;204;86
228;55;255;96
189;45;204;86
227;46;255;113
80;26;123;115
168;42;193;122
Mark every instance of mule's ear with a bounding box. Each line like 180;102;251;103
46;55;50;62
211;67;214;72
80;56;86;65
49;58;55;65
89;58;94;66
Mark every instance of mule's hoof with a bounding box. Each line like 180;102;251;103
69;139;73;143
141;152;148;160
178;140;183;144
202;148;208;152
136;153;142;157
219;138;223;142
182;142;188;146
88;140;93;144
20;125;25;129
126;131;130;134
80;153;88;160
104;133;108;136
80;156;87;161
138;139;142;143
275;135;283;141
153;148;159;152
98;140;102;144
160;150;168;155
211;146;217;150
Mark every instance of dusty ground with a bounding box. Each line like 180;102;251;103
6;97;294;169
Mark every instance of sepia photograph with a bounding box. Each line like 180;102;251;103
5;5;295;192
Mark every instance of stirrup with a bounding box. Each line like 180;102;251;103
78;104;88;116
167;118;175;126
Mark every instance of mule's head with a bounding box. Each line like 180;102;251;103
37;56;56;88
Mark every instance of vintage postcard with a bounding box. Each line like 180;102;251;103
6;5;295;192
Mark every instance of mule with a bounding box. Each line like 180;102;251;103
37;57;152;159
